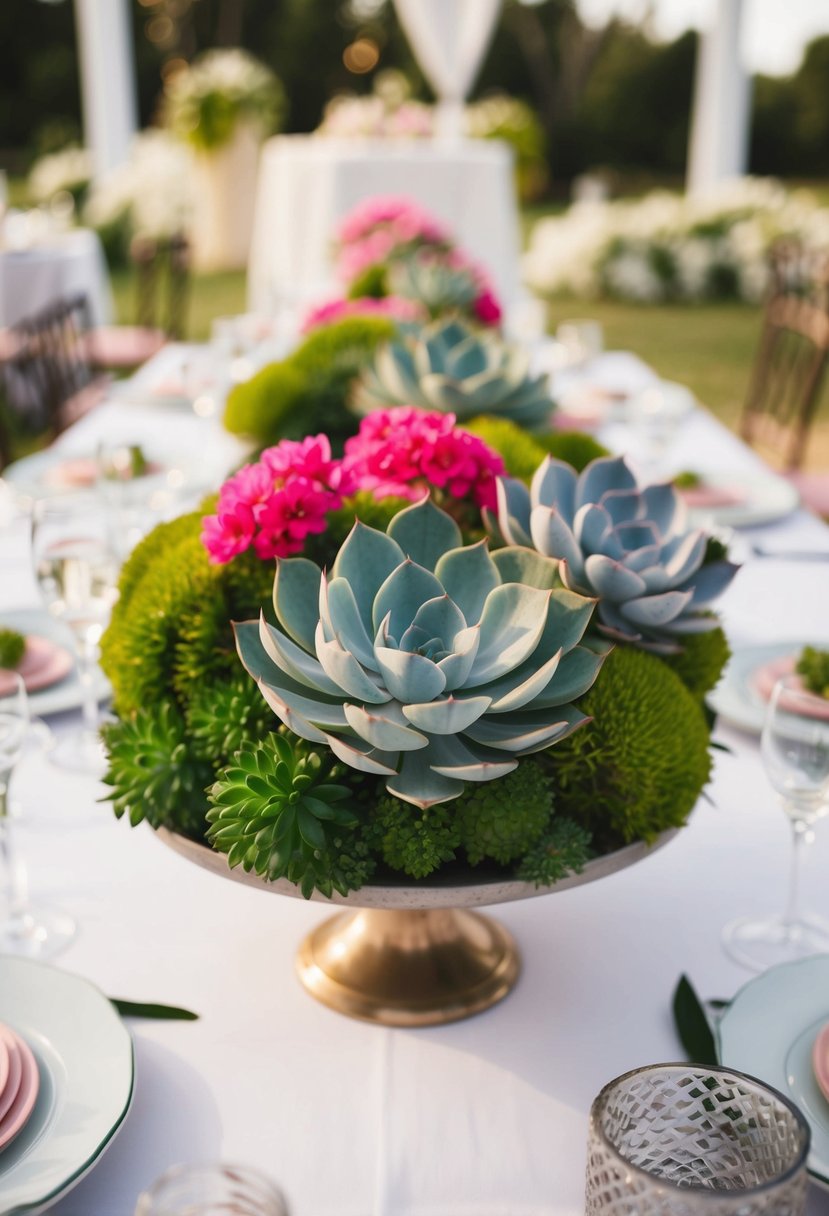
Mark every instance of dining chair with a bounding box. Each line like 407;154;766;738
0;293;108;467
86;232;191;372
740;240;829;516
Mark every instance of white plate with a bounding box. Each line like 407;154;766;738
0;957;134;1214
0;610;110;718
718;955;829;1189
685;471;799;529
707;641;829;736
2;447;187;502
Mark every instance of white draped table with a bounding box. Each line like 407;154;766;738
247;135;521;321
1;352;829;1216
0;229;113;328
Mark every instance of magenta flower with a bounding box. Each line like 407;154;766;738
336;195;449;246
201;501;256;564
343;407;504;509
300;295;425;335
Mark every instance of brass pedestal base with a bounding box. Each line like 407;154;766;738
296;907;521;1026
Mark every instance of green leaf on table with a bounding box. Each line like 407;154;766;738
111;998;199;1021
672;974;718;1065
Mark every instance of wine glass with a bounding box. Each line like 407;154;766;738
134;1163;289;1216
723;674;829;971
0;672;75;957
32;494;119;774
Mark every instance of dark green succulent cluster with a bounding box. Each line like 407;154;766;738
0;627;25;670
223;315;397;446
206;733;375;898
796;646;829;699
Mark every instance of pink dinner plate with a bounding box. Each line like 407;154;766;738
42;457;100;489
751;655;829;722
0;636;74;697
0;1037;9;1112
679;483;748;509
813;1022;829;1104
0;1025;39;1150
0;1031;22;1126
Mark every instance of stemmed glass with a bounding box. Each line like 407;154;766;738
134;1163;289;1216
723;673;829;971
0;672;75;957
31;494;119;774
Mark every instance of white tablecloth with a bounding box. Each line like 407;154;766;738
1;352;829;1216
247;135;521;320
0;229;113;328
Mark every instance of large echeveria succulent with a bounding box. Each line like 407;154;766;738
352;318;554;432
492;455;738;653
235;498;603;808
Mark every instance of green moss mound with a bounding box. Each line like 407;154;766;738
537;431;610;471
546;646;712;849
101;514;273;718
224;316;397;446
662;627;731;700
455;761;553;865
465;416;548;482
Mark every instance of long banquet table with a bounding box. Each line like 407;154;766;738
2;349;829;1216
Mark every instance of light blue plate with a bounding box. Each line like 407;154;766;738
0;956;134;1214
718;955;829;1189
707;641;829;737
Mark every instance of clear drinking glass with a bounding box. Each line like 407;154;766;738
556;319;604;368
723;673;829;971
134;1163;289;1216
32;494;119;774
0;672;75;957
584;1063;809;1215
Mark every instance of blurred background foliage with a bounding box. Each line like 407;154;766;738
2;0;828;192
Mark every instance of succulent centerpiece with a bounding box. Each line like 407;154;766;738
102;196;737;1025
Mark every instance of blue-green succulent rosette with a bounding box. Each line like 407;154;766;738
492;454;739;654
234;497;605;810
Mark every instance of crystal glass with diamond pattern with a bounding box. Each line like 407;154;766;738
584;1063;809;1215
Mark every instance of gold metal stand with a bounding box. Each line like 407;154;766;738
296;907;521;1027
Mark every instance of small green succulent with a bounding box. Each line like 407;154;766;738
516;818;592;887
235;497;604;810
353;318;555;432
388;253;479;319
207;733;373;898
0;628;25;670
102;703;213;837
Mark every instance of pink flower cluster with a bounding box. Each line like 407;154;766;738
202;436;353;564
335;194;502;328
343;407;505;511
300;295;425;335
201;414;505;565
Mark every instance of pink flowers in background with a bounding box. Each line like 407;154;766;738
202;436;352;564
300;295;424;335
343;408;505;511
335;194;503;329
336;195;449;248
202;415;505;564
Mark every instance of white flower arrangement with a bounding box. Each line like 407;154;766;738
84;130;193;248
163;48;284;151
523;179;829;304
28;146;92;207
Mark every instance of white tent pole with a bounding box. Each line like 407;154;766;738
686;0;751;196
74;0;138;178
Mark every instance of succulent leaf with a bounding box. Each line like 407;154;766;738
353;317;554;432
236;498;598;809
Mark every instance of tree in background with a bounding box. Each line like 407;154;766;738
2;0;828;191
